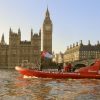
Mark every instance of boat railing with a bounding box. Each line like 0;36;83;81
43;69;58;72
41;69;73;73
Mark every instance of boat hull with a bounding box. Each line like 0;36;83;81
15;66;100;79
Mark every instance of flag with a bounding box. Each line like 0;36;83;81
41;51;52;59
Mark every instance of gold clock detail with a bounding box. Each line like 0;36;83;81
45;25;51;31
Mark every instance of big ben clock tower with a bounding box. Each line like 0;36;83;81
43;8;52;53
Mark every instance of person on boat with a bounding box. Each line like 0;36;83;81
63;62;72;72
40;61;45;71
67;63;72;72
63;62;68;72
40;65;43;71
29;63;35;69
21;63;27;68
57;63;62;72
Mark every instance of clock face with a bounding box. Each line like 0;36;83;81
45;25;51;31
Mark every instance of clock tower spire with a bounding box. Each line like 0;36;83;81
46;7;50;18
43;8;52;53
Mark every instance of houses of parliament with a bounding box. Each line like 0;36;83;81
0;8;52;68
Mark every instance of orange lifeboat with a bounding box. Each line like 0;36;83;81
15;60;100;79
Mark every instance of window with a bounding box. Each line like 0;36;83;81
12;50;16;55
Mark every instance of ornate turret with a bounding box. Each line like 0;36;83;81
46;7;50;18
18;28;21;42
70;44;72;49
43;7;52;24
31;28;33;39
80;40;83;46
18;28;21;35
76;42;78;46
88;40;91;46
9;27;12;35
1;33;5;45
97;41;100;45
39;29;41;36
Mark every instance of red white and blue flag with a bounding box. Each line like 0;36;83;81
41;51;53;59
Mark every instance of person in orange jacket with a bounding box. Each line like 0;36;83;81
67;63;72;72
63;62;72;72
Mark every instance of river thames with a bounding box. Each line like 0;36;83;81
0;69;100;100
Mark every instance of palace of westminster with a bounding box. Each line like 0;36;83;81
0;8;100;68
0;8;52;68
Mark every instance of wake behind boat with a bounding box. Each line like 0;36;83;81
15;60;100;79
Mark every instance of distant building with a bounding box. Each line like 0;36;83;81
0;8;52;68
63;40;100;63
53;52;63;64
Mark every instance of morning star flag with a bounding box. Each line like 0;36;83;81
41;51;53;59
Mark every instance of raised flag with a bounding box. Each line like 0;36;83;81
41;51;52;59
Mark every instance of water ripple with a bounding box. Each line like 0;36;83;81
0;69;100;100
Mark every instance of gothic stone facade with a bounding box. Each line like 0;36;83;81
0;8;52;68
63;40;100;63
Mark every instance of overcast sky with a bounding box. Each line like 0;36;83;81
0;0;100;53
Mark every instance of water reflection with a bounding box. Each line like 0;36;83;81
0;69;100;100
